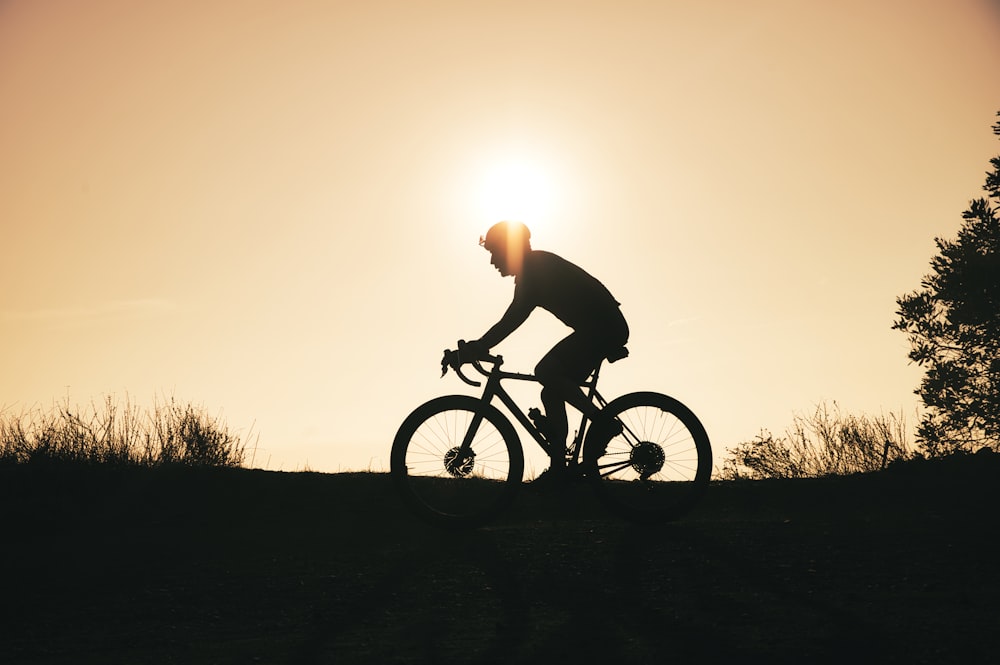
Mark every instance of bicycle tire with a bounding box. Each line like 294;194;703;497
391;395;524;528
582;391;711;523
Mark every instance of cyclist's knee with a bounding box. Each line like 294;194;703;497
534;357;557;385
540;384;560;405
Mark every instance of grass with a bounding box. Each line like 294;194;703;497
0;395;252;468
720;401;914;479
2;453;998;664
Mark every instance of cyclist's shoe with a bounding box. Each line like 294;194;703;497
527;467;573;492
584;417;624;463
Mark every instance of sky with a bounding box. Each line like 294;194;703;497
2;0;1000;474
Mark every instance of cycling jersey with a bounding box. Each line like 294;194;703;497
511;250;624;336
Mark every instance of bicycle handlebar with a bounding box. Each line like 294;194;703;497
440;342;502;387
454;364;481;387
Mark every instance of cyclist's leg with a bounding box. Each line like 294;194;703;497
535;334;606;470
537;314;629;412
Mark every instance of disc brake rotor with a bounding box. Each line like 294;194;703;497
443;447;475;477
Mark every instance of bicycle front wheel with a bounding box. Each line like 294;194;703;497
391;395;524;528
583;392;712;523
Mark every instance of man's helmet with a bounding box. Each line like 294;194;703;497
479;221;531;254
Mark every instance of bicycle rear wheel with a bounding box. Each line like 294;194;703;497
583;392;711;523
391;395;523;528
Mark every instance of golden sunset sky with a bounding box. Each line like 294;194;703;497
3;0;999;473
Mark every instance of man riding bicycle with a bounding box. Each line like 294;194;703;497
461;221;629;483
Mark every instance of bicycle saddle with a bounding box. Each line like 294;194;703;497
606;345;629;363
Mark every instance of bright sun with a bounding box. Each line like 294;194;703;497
475;157;559;230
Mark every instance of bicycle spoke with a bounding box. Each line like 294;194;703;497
598;458;633;476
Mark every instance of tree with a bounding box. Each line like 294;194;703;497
893;111;1000;456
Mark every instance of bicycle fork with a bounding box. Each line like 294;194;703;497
446;409;484;473
448;375;504;474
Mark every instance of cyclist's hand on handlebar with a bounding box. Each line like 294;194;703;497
458;339;489;362
440;340;491;377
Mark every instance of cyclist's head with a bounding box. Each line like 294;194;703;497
479;221;531;277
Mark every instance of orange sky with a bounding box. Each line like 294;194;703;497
3;0;1000;473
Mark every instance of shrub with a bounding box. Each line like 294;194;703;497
720;402;913;480
0;395;253;468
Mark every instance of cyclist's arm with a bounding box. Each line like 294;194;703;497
476;297;532;350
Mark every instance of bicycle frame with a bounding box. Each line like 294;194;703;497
453;355;611;468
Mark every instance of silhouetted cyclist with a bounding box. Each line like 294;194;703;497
462;221;629;483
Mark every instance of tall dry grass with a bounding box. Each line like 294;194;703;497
0;395;253;468
720;402;914;480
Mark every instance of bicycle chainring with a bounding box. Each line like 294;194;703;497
443;447;476;477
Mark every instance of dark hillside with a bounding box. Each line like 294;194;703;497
1;456;996;664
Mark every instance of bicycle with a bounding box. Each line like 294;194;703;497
391;343;712;528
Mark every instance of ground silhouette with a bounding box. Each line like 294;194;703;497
2;455;996;664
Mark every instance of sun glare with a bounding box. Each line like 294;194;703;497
476;158;557;229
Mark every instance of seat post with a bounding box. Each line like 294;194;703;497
585;360;603;398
